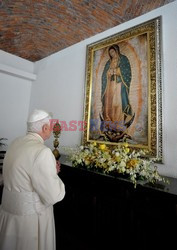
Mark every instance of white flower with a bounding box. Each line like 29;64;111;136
99;158;106;163
115;152;120;157
108;165;116;171
120;161;126;167
140;170;146;176
77;159;82;164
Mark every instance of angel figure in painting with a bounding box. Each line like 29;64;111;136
100;44;135;142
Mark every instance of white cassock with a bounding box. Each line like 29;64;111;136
0;132;65;250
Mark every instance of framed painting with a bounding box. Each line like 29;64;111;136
83;17;163;161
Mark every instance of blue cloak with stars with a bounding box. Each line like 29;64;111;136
101;53;133;118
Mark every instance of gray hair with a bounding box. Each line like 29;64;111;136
27;116;51;133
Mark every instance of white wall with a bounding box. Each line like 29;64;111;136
30;1;177;178
0;50;36;147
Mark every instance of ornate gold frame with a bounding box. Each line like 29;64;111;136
83;17;162;162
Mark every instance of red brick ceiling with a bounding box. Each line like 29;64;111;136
0;0;175;62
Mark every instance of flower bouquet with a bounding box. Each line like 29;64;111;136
65;142;168;188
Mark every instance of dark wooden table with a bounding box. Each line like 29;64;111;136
54;155;177;250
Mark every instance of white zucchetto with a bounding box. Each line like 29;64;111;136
27;109;52;123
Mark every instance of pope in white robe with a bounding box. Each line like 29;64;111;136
0;109;65;250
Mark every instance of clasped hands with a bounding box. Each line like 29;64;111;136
107;67;120;79
56;160;61;174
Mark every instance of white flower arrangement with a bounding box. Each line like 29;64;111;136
65;142;168;188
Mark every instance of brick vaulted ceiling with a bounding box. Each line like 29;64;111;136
0;0;175;62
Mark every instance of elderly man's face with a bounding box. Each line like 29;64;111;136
46;124;51;139
42;124;51;140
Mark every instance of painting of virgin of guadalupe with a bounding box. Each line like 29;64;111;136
84;17;163;160
100;44;135;142
86;33;148;146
